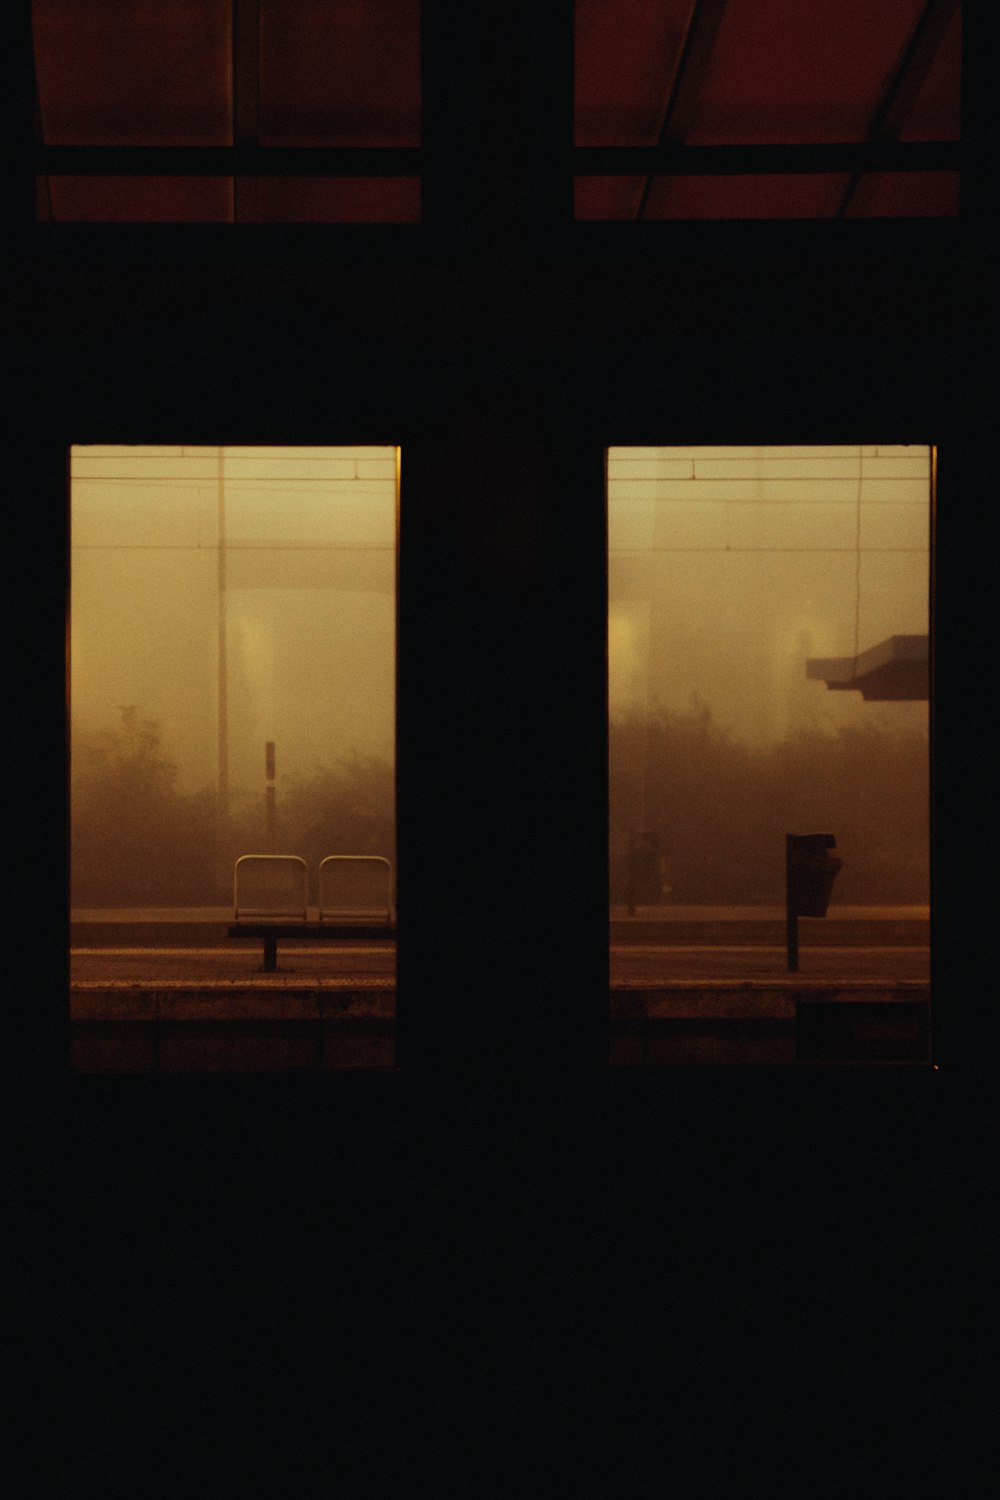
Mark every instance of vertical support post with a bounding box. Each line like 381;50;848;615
265;740;275;852
263;935;277;973
786;834;799;972
217;447;228;807
397;421;608;1075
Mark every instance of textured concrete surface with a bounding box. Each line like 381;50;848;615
71;941;928;992
69;910;930;1069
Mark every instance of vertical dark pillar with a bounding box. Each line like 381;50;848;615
397;404;607;1075
395;2;606;1075
18;435;71;1079
420;1;574;246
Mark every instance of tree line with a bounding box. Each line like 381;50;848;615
71;702;928;907
71;707;395;907
610;699;928;904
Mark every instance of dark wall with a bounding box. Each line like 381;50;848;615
9;4;997;1081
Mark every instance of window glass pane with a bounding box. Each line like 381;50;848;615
576;0;948;146
245;177;421;222
575;1;961;220
38;177;234;223
608;445;930;1066
71;446;397;1072
33;0;233;146
258;0;421;146
37;176;421;224
845;172;959;218
681;0;929;145
577;173;854;220
32;1;422;222
898;5;962;140
574;170;959;221
575;0;693;146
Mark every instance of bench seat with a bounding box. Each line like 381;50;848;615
229;921;396;971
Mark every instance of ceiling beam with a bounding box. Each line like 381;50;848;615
638;0;730;219
576;141;958;174
870;0;960;143
659;0;731;144
420;2;574;242
839;0;960;217
33;146;421;176
38;141;956;178
39;140;958;184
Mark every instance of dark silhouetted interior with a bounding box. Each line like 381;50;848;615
12;2;995;1079
9;6;997;1482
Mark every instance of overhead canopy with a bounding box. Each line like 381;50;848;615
31;0;960;221
806;634;929;701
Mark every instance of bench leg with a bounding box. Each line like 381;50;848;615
263;935;278;972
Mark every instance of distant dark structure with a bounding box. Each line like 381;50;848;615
806;635;929;702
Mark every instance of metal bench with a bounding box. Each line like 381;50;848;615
229;854;395;971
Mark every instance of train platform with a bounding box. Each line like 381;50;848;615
69;907;930;1069
71;903;930;947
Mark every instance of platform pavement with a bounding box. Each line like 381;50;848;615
72;932;928;1021
71;904;931;948
69;904;930;1071
70;915;931;1067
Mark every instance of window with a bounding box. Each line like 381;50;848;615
608;445;931;1064
70;445;398;1070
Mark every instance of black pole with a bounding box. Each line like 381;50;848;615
265;741;276;853
786;834;799;972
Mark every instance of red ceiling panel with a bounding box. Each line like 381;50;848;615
574;1;960;219
576;167;959;221
39;175;233;222
685;0;931;144
36;174;420;224
847;170;959;215
574;0;959;147
575;0;695;145
575;176;647;219
251;176;420;220
259;0;421;146
899;5;961;140
32;1;421;221
32;0;233;146
646;171;851;217
31;1;960;223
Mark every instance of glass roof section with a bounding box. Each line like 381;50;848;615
257;0;420;147
32;0;421;222
575;0;961;219
31;2;960;223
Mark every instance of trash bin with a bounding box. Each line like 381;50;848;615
786;833;843;917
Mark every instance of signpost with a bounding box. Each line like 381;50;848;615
786;833;843;972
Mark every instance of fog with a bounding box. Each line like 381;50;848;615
70;446;397;906
70;442;929;910
608;445;930;905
